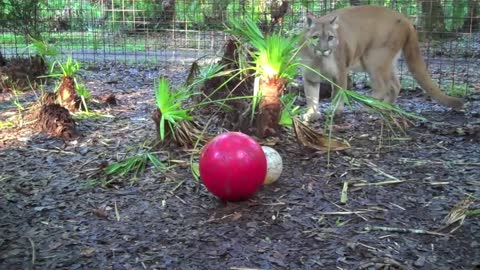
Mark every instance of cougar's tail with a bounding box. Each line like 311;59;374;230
402;24;464;109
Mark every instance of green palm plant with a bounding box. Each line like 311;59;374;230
48;57;81;111
105;150;166;186
297;64;427;132
154;63;253;147
187;61;254;112
75;83;91;112
105;151;164;177
329;88;426;136
290;60;426;158
28;35;59;59
153;77;193;142
227;17;301;138
279;93;306;127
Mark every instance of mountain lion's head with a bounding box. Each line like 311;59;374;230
305;14;339;57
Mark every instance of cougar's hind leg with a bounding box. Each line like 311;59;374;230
363;49;399;103
385;69;401;104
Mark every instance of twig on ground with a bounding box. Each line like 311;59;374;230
466;180;480;186
318;211;369;215
0;175;13;182
323;197;370;221
352;179;405;187
363;159;402;181
359;257;404;269
169;192;186;204
27;237;36;267
363;225;448;236
171;180;185;193
114;200;121;222
340;181;348;204
32;147;76;155
399;158;480;167
389;203;406;210
427;181;450;186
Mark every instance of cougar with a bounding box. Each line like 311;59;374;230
299;5;464;121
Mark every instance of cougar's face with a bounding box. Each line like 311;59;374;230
306;15;339;57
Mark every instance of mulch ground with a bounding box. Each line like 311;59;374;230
1;62;479;269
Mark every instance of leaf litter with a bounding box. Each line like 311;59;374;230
0;61;479;269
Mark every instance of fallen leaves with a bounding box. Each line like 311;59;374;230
292;117;350;152
36;104;78;140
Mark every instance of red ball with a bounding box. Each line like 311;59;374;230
199;132;267;202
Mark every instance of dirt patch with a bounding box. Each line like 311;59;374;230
36;104;78;140
0;62;479;269
0;55;47;92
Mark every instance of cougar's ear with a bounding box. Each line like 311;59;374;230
329;15;339;29
306;13;317;27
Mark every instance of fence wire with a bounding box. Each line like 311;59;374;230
0;0;479;88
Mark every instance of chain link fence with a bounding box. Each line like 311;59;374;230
0;1;478;60
0;0;479;88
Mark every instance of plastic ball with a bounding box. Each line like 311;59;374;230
261;146;283;185
199;132;267;201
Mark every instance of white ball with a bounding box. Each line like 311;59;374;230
262;146;283;185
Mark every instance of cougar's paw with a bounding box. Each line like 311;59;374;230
302;110;321;122
333;103;345;116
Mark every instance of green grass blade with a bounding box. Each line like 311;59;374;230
340;182;349;204
160;115;166;141
146;153;164;170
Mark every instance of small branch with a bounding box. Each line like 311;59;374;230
171;180;185;193
340;181;348;204
326;199;369;221
399;158;480;167
364;225;448;236
363;160;402;182
27;237;36;267
427;181;450;186
352;179;405;187
317;211;368;215
114;200;121;222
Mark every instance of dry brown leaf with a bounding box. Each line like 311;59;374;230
292;117;350;152
80;247;96;257
231;212;242;221
91;208;108;219
443;196;475;226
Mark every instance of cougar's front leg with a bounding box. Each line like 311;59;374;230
302;77;321;122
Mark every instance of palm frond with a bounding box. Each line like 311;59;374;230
280;93;305;127
105;151;166;179
292;116;350;152
48;57;80;78
28;35;59;57
227;17;301;81
154;77;194;141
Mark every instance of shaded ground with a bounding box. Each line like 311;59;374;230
0;62;479;269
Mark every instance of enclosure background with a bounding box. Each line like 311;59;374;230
0;0;479;88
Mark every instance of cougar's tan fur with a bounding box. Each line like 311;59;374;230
299;5;464;121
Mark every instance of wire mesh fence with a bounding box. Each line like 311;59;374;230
0;0;479;88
